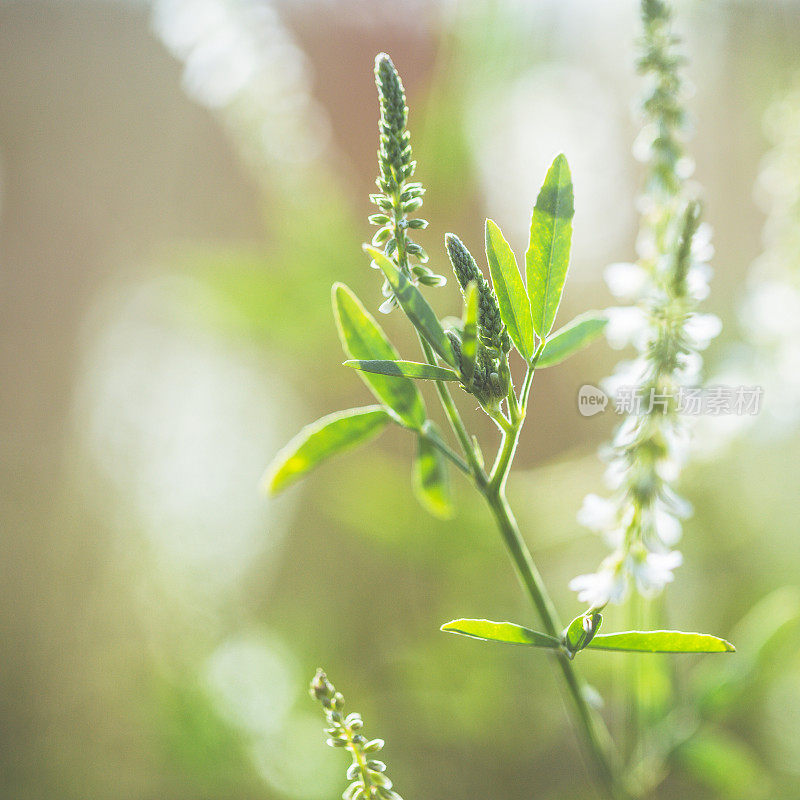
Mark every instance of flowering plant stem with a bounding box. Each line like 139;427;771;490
269;35;733;800
422;342;627;798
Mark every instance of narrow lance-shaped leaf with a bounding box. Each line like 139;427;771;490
344;360;459;381
537;312;608;369
333;282;426;429
440;619;561;649
264;406;391;495
485;219;534;360
586;630;735;654
526;153;575;338
460;282;479;386
365;245;456;367
413;425;453;519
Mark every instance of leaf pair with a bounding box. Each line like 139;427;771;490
441;618;735;655
264;282;453;517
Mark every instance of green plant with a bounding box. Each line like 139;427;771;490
265;6;734;797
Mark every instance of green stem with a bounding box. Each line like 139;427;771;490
419;421;471;476
413;301;624;795
418;336;488;490
480;347;627;799
482;484;626;799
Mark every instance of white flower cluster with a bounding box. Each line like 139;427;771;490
570;0;721;608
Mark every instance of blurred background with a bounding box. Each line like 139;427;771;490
2;0;800;798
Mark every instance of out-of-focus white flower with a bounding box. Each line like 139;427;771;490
604;262;649;300
602;357;648;399
569;559;627;607
687;262;712;301
691;222;715;263
651;504;682;547
630;549;682;596
604;306;649;350
603;457;627;491
675;350;703;383
577;494;617;532
684;312;722;350
612;415;641;448
660;485;693;519
573;2;710;607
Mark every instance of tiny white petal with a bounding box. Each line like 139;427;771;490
612;415;640;448
691;223;715;262
676;351;703;382
602;357;648;397
684;313;722;351
629;549;683;596
654;507;682;547
577;494;617;532
675;155;695;180
687;263;712;301
604;262;648;300
570;566;626;607
604;307;649;350
660;486;693;518
603;458;627;490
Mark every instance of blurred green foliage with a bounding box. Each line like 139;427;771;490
3;1;800;799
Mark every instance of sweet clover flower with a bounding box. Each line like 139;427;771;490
570;0;720;607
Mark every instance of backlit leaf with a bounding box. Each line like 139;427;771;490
485;219;534;360
264;406;391;494
526;154;575;338
586;630;735;654
413;427;453;518
537;312;608;368
365;246;456;367
333;282;426;429
344;360;459;381
440;618;560;649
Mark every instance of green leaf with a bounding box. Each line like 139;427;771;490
526;154;575;338
485;219;534;360
333;282;426;429
264;406;391;494
440;618;560;649
365;245;456;367
344;360;459;381
413;427;453;519
537;312;608;368
586;630;735;654
460;282;479;386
